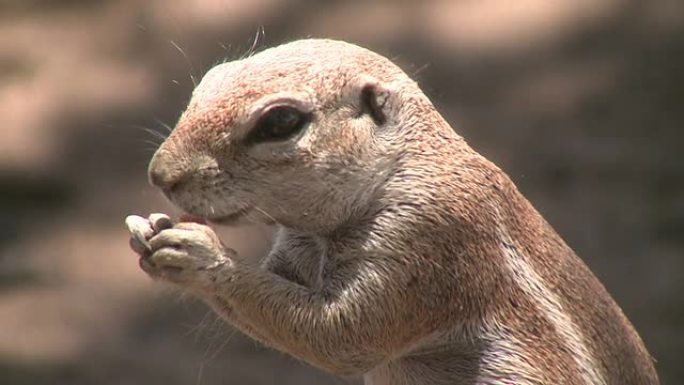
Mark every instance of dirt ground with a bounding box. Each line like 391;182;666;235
0;1;682;384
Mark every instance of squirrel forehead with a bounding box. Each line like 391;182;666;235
173;39;408;145
189;39;404;113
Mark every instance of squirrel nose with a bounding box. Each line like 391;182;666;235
148;151;187;191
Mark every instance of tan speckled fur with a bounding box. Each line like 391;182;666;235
143;39;659;385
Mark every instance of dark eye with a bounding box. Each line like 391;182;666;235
247;106;309;144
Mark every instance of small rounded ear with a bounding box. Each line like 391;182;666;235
361;81;389;125
354;76;392;126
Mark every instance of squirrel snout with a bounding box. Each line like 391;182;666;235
148;150;187;192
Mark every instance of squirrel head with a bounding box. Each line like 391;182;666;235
148;39;442;232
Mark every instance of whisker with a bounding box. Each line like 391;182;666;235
126;123;168;142
204;329;234;363
252;204;278;223
143;139;163;149
170;39;198;87
153;118;175;134
242;26;265;59
412;62;430;78
218;41;235;65
183;309;215;340
195;362;204;385
145;128;167;142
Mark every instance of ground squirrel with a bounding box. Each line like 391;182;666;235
126;39;659;385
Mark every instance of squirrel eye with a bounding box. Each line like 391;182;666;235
247;106;309;143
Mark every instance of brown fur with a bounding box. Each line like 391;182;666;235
134;39;659;385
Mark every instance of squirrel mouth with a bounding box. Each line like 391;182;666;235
178;207;251;225
205;207;252;225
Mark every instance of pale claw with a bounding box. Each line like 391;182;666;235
125;215;153;251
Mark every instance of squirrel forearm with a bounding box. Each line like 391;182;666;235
201;295;288;352
206;256;438;376
199;246;320;353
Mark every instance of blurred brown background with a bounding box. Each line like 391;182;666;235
0;0;682;384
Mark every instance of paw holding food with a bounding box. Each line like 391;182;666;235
125;213;234;286
125;213;172;254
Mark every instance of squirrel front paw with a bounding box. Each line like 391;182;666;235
125;214;235;288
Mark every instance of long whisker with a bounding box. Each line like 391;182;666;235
170;39;198;87
251;204;278;223
242;26;265;59
154;118;175;134
126;123;168;142
143;139;163;149
195;362;204;385
204;330;234;362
